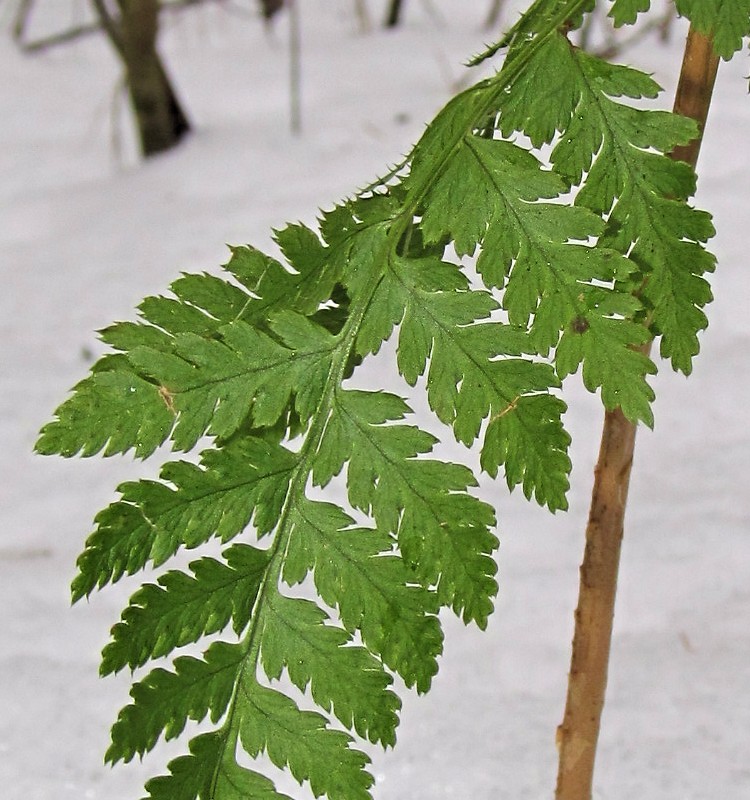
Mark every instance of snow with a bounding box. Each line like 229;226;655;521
2;2;749;798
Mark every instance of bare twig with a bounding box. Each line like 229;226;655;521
384;0;403;28
12;0;210;54
11;0;35;42
353;0;371;33
91;0;125;55
483;0;507;31
288;0;301;134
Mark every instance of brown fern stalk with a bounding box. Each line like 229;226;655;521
554;24;720;800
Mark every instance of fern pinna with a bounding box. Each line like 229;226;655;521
38;1;743;797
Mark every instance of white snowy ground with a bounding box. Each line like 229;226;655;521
2;2;749;798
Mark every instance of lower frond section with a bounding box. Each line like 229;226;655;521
71;438;296;601
107;641;244;765
260;593;401;747
239;684;374;800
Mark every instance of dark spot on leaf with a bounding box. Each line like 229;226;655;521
571;316;590;334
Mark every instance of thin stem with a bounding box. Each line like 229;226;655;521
554;24;720;800
670;27;720;165
90;0;126;56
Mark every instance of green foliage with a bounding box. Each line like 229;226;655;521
609;0;651;27
37;1;738;798
675;0;750;59
36;361;173;458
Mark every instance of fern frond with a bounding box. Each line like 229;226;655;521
393;254;571;499
127;315;337;450
409;54;660;422
238;684;374;800
107;641;243;763
37;1;726;798
142;732;292;800
35;360;174;458
467;0;595;67
548;45;716;374
609;0;652;26
314;389;499;626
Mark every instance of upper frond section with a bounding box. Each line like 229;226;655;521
468;0;594;67
492;29;716;376
551;44;715;373
675;0;750;59
406;79;657;424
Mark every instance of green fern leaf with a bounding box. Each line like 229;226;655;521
413;93;656;418
71;438;295;600
143;732;293;800
142;733;223;800
493;33;580;148
483;30;716;377
38;3;728;799
260;593;401;746
389;254;573;505
609;0;651;26
214;223;334;310
107;641;243;764
152;224;338;333
480;393;572;508
36;362;173;458
101;543;269;675
557;314;656;425
38;223;345;460
314;389;499;627
239;684;374;800
675;0;750;59
545;44;716;374
127;315;335;451
282;499;443;692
